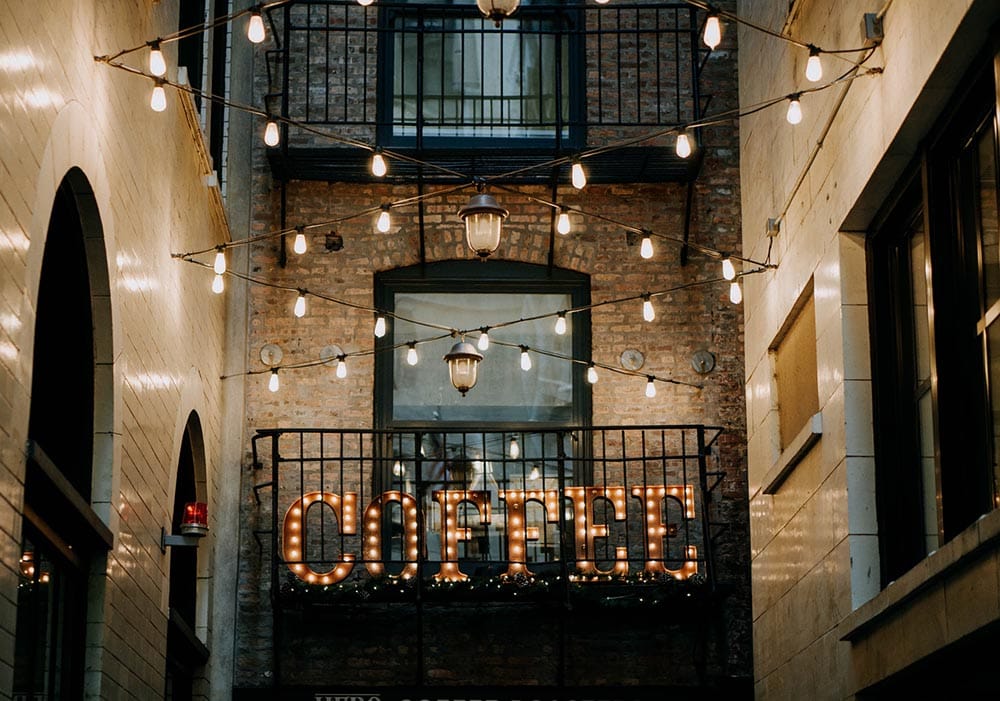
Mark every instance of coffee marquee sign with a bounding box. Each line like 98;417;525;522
282;484;699;584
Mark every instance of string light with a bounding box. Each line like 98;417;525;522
336;355;347;378
675;130;692;158
374;315;387;338
642;294;655;322
571;161;587;189
721;256;736;280
729;280;743;304
557;208;571;235
406;342;419;366
786;94;803;124
148;41;166;77
376;206;391;233
645;376;657;398
587;364;599;384
520;346;532;371
293;290;307;318
805;46;823;82
212;274;224;294
213;248;227;275
554;312;567;336
640;232;654;259
268;368;280;392
264;118;280;147
150;80;167;112
371;150;387;177
292;230;307;254
477;328;490;351
703;13;722;50
247;8;266;44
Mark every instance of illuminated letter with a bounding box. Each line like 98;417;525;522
363;490;421;580
564;486;629;577
431;490;491;582
282;491;357;584
498;489;560;578
631;485;698;578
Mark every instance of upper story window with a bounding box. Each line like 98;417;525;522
378;1;581;147
868;50;1000;584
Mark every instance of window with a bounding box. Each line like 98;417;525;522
772;288;819;450
868;53;1000;584
378;0;582;147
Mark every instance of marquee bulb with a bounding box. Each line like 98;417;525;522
150;84;167;112
406;343;419;366
557;210;571;235
268;369;280;393
571;161;587;189
587;364;599;384
730;280;743;304
149;44;166;77
264;119;280;147
520;348;532;371
805;50;823;82
786;97;803;125
640;234;654;259
477;330;490;351
722;257;736;280
642;297;655;322
554;313;567;336
376;208;391;233
371;152;387;177
294;292;306;318
213;249;227;275
703;15;721;50
675;131;692;158
374;315;387;338
247;10;266;44
293;232;307;254
645;377;657;398
336;357;347;378
212;274;224;294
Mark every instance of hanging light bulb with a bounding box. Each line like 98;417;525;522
406;342;419;366
571;161;587;189
587;364;599;384
212;274;225;294
371;151;387;177
520;346;532;371
528;465;541;481
247;8;266;44
557;208;571;235
805;46;823;82
374;315;387;338
443;340;484;396
148;41;167;77
645;376;657;398
476;0;521;27
477;328;490;351
642;295;655;322
703;14;722;50
459;190;508;259
150;81;167;112
357;0;375;5
640;232;654;259
675;131;692;158
721;256;736;280
268;369;280;393
786;95;803;125
376;206;392;233
213;248;227;275
336;356;347;378
293;291;307;318
554;312;567;336
264;119;280;147
292;230;307;255
509;436;520;459
730;280;743;304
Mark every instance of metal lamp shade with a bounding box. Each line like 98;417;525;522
459;193;508;259
443;341;484;395
476;0;520;25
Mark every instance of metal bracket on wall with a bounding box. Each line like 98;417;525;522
160;527;202;554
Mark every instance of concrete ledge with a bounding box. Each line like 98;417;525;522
761;413;822;495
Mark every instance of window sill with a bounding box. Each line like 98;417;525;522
761;412;822;495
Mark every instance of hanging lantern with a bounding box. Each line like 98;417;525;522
459;192;508;259
443;340;484;396
476;0;520;26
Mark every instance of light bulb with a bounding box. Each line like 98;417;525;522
642;297;655;322
520;348;532;371
336;357;347;378
477;330;490;351
264;120;280;147
150;84;167;112
729;280;743;304
406;344;419;366
213;250;227;275
376;208;391;233
557;210;571;235
596;0;610;3
571;161;587;189
529;465;541;480
149;44;167;77
805;49;823;82
268;369;280;393
640;235;654;259
374;315;387;338
294;292;306;318
371;152;387;177
212;274;224;294
293;232;307;254
509;437;520;459
722;257;736;280
675;131;692;158
703;15;721;50
555;313;567;336
247;10;266;44
786;97;803;125
357;0;375;5
587;364;599;384
645;377;657;398
393;460;404;477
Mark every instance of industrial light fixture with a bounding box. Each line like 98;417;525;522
459;187;508;259
476;0;520;26
443;340;483;395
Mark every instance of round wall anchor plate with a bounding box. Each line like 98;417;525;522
319;344;344;366
260;343;283;367
691;350;716;374
619;348;645;371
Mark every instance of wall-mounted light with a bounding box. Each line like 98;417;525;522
161;501;208;551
